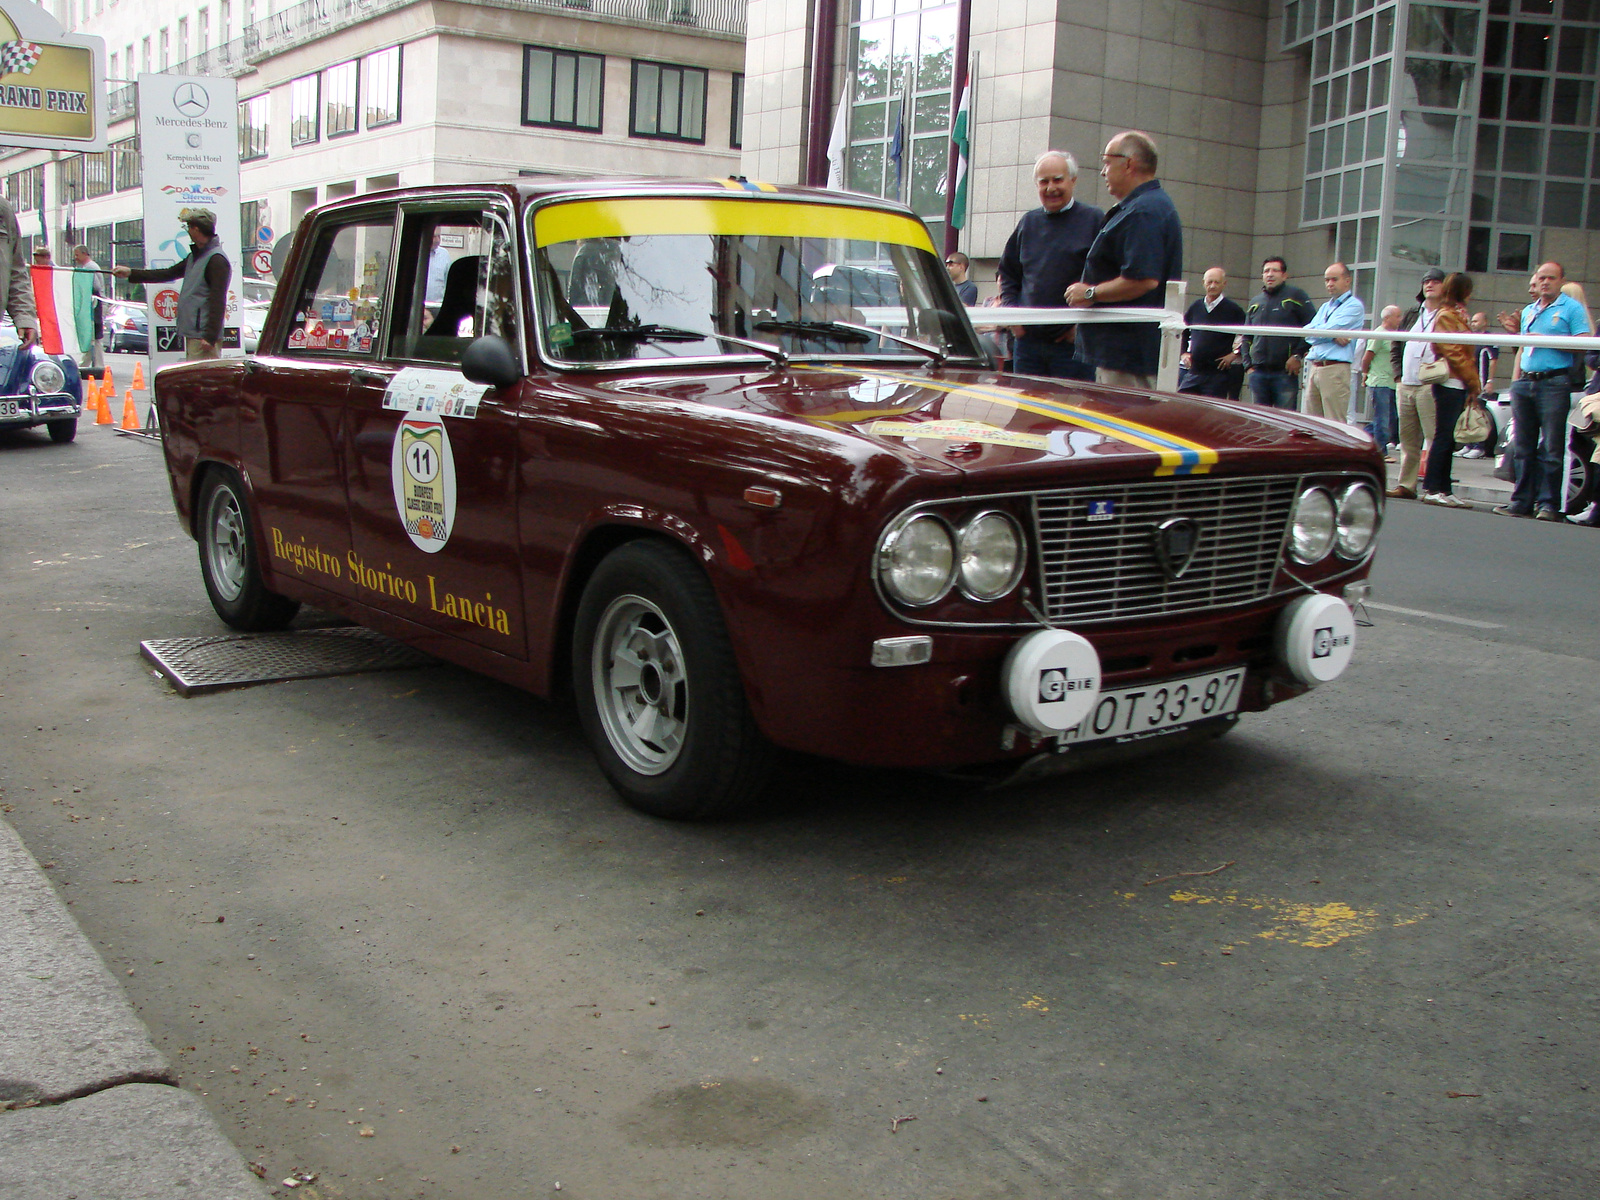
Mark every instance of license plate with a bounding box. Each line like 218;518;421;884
0;400;17;417
1056;667;1245;747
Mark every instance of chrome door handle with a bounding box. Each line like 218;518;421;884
351;369;387;387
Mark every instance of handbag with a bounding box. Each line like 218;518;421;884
1455;398;1490;443
1418;359;1451;384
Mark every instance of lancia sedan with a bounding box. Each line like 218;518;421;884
154;180;1382;818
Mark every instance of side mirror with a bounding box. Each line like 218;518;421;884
460;335;524;389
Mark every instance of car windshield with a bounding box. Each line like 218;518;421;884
530;196;982;366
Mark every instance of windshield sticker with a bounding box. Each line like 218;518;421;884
381;367;490;420
392;414;457;553
868;418;1048;452
548;321;573;349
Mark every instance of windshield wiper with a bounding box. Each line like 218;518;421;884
753;319;872;343
570;324;787;366
755;318;945;364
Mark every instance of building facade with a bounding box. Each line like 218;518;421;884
4;0;745;290
743;0;1600;321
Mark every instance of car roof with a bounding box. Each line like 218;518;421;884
308;177;921;223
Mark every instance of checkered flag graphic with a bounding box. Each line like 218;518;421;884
0;41;43;77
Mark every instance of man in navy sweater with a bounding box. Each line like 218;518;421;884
1179;266;1246;398
996;151;1104;381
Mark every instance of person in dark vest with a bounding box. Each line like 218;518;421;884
112;207;230;360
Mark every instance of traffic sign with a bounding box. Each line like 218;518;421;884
253;248;273;274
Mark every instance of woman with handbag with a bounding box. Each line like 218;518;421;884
1419;272;1482;507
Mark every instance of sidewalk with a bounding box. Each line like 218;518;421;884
1384;446;1513;507
0;818;269;1199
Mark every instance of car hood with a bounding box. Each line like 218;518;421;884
593;364;1378;480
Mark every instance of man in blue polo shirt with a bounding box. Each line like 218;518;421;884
1302;261;1365;422
1495;261;1589;520
1063;130;1182;389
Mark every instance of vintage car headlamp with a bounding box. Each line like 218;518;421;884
30;359;65;395
1289;486;1337;564
879;513;956;606
956;510;1024;600
1335;483;1379;559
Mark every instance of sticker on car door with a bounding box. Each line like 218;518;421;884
392;413;457;552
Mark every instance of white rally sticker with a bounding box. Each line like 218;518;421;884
381;367;491;420
392;413;457;553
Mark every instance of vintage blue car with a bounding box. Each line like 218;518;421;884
0;341;84;443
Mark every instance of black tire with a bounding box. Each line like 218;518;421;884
196;467;300;631
1564;433;1597;515
572;539;773;819
46;418;76;443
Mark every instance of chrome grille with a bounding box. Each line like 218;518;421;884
1033;475;1301;624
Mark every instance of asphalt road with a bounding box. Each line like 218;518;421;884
2;414;1598;1199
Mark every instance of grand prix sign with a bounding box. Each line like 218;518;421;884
0;0;106;149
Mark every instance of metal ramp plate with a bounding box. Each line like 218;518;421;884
140;626;435;697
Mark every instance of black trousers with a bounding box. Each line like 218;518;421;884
1177;365;1244;400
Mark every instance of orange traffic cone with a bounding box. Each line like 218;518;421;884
102;367;115;398
131;361;145;390
96;390;116;424
120;390;140;429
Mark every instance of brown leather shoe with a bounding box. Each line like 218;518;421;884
1385;485;1416;499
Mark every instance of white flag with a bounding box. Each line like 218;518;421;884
826;78;852;192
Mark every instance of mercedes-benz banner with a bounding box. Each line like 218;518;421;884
137;72;243;370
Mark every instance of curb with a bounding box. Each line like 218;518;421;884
0;818;270;1200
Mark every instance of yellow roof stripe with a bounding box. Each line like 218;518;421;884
533;198;935;252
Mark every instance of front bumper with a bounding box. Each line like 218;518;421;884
0;392;83;430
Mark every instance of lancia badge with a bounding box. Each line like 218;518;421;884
1152;516;1201;580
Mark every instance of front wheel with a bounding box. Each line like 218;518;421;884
572;540;772;819
46;418;76;443
196;467;300;631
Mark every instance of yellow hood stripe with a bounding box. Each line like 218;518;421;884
804;367;1218;476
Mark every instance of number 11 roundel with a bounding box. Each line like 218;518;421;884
391;413;458;553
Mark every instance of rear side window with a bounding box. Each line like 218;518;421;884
283;213;394;356
385;207;518;365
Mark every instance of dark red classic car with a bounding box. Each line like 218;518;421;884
155;180;1381;818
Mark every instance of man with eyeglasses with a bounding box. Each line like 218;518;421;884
996;150;1104;381
1063;131;1183;390
944;251;978;306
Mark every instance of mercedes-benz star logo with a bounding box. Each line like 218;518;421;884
1152;516;1202;581
173;83;210;117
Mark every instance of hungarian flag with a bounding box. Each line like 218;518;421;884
949;77;971;230
30;266;85;359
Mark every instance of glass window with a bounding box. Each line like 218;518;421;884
1395;164;1455;211
1367;110;1387;158
1497;231;1532;273
1375;6;1394;53
1364;163;1383;208
1544;180;1583;225
1502;125;1542;171
113;136;141;191
1307;127;1325;173
1334;23;1351;71
324;60;357;138
523;46;603;131
1407;5;1479;56
730;72;743;148
239;93;268;161
1476;121;1500;170
1485;19;1508;65
1348;116;1366;161
1326;123;1345;168
290;74;319;145
1329;73;1348;121
1303;176;1323;222
388;210;518;364
1480;72;1504;118
631;61;708;142
1351;66;1369;112
1558;26;1599;74
1473;174;1495;219
1405;58;1475;109
1504;74;1546;120
1314;32;1330;76
1548;129;1588;174
364;46;402;128
1551;77;1594;124
1371;58;1390;106
84;150;111;198
284;215;394;357
1511;22;1552;69
1497;176;1540;223
530;201;981;365
1354;15;1372;60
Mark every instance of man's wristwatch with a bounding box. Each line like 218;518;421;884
1084;286;1097;302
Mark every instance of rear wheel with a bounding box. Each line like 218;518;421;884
572;540;772;819
196;467;300;631
46;418;76;443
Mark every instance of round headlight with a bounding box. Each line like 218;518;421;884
1336;483;1379;558
879;513;956;606
30;359;65;394
957;510;1024;600
1289;487;1336;564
